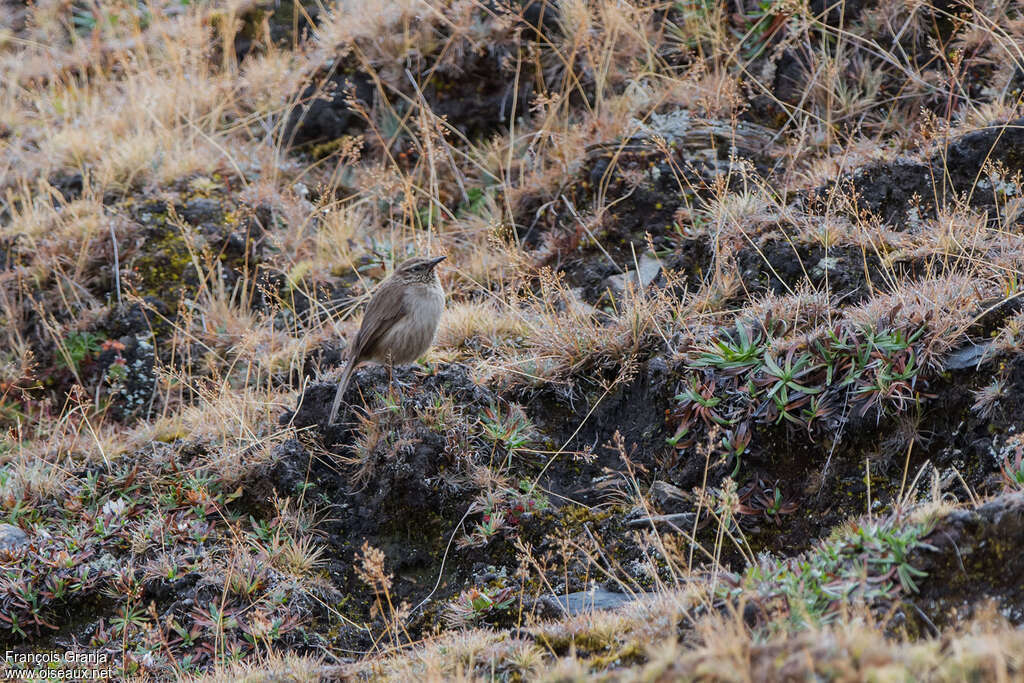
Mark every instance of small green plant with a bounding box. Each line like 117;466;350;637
761;350;821;404
416;392;459;433
720;424;751;477
444;585;515;627
460;482;548;548
105;360;127;385
800;395;835;430
71;6;99;35
736;479;799;521
480;402;536;462
101;338;128;387
691;323;766;372
226;557;267;598
671;316;933;478
57;331;103;372
456;187;489;218
471;510;505;543
675;377;729;427
111;603;148;635
250;516;276;542
0;544;104;640
0;400;25;427
740;0;788;61
509;480;549;521
169;618;200;648
1000;439;1024;490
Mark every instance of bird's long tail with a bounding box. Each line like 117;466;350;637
328;359;356;425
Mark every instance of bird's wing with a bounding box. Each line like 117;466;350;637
348;278;408;362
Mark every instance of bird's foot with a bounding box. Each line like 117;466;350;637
389;376;414;391
381;380;410;407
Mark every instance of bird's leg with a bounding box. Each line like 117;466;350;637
387;360;414;392
381;360;404;408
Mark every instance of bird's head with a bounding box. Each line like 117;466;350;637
394;255;446;284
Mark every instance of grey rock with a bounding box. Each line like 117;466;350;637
944;341;993;370
0;523;28;551
626;512;697;529
628;111;775;156
543;588;645;615
650;480;688;507
567;288;601;317
605;252;662;296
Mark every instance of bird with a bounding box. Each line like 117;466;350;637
328;255;447;425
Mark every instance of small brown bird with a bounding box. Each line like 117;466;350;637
329;255;447;424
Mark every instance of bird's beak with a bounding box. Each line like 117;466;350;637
427;255;447;268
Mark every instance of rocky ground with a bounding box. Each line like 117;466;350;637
2;0;1024;680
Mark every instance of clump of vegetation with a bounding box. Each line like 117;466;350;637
999;436;1024;490
55;331;103;373
480;401;536;463
460;480;549;549
723;512;933;631
444;585;516;627
670;310;944;475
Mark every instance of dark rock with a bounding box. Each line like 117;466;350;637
649;479;688;508
605;252;662;297
809;0;868;28
812;118;1024;226
0;235;19;271
179;198;223;227
48;172;84;202
282;68;375;148
486;0;559;34
282;5;557;150
734;239;900;301
522;122;762;303
282;363;488;434
144;572;201;605
908;491;1024;628
528;358;673;504
423;49;535;140
95;334;156;420
105;303;151;339
234;0;321;61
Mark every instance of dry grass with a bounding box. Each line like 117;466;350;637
332;596;1024;682
3;0;1024;678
